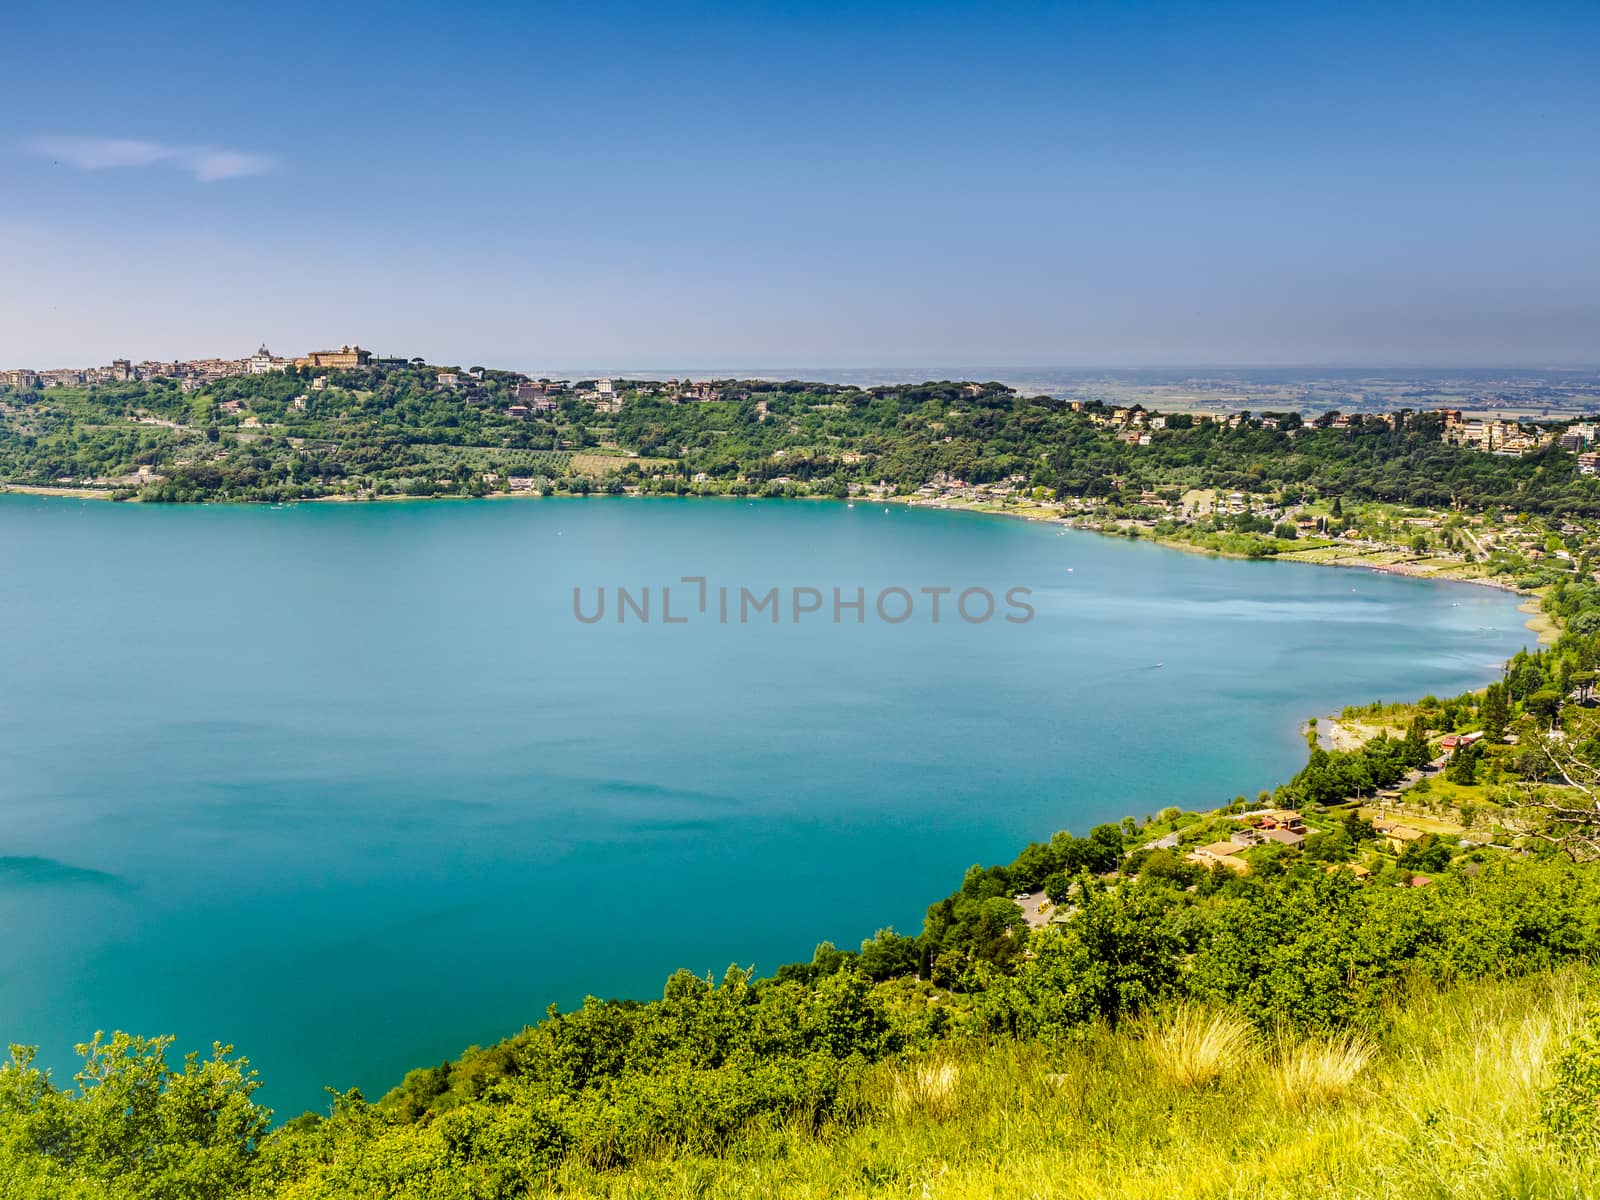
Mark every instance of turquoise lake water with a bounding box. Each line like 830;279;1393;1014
0;495;1533;1114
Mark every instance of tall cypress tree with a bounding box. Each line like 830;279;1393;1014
1403;713;1430;766
1481;683;1510;741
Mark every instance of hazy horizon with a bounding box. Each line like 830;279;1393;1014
10;356;1600;377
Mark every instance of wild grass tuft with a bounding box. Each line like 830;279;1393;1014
1272;1032;1376;1110
1142;1003;1254;1088
888;1057;961;1120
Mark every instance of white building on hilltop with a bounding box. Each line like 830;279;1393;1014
246;345;289;374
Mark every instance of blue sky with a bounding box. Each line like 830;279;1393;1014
3;0;1597;370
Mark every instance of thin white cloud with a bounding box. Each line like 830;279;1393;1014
25;136;276;182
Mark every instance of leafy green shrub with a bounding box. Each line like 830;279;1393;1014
1539;1008;1600;1155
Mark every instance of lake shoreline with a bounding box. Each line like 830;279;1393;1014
2;482;1553;643
887;493;1555;643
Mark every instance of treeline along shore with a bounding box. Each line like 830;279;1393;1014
7;531;1600;1195
7;366;1600;612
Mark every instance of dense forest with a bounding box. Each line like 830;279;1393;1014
6;583;1600;1197
4;369;1600;513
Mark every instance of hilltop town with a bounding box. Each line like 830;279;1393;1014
4;345;384;391
4;345;704;403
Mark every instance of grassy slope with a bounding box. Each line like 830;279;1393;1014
544;969;1598;1200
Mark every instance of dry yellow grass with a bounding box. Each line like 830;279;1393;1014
1142;1004;1254;1088
1272;1032;1376;1109
889;1058;961;1120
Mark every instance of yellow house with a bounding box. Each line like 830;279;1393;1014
1373;818;1425;854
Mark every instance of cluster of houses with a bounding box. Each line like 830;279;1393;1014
502;378;625;420
501;376;723;419
907;471;1033;505
6;360;143;389
1183;809;1309;873
1167;804;1435;882
1081;405;1168;445
3;344;397;394
1438;409;1580;459
1061;402;1600;467
1149;724;1509;885
496;376;752;421
1479;520;1590;566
